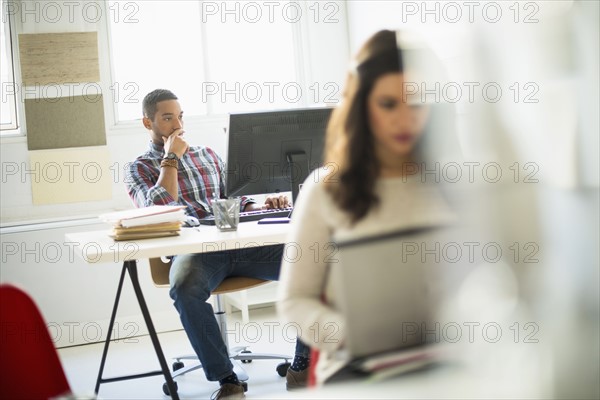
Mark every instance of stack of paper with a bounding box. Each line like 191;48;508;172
100;205;187;241
354;344;447;382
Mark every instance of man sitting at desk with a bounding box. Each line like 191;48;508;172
126;89;310;399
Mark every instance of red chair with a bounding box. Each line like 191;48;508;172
0;284;71;400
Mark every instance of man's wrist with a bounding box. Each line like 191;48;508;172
160;158;178;169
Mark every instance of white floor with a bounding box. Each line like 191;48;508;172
58;306;296;400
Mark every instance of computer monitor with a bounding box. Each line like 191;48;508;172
225;107;333;204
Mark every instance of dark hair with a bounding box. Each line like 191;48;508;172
324;30;402;223
324;30;456;223
142;89;178;120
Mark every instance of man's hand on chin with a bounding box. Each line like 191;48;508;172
163;129;189;159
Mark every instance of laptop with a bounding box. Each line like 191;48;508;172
328;225;450;360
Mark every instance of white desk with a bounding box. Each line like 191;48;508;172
66;222;290;264
66;222;290;400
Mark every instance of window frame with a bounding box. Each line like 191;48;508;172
0;0;23;136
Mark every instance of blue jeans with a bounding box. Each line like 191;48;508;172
169;244;310;381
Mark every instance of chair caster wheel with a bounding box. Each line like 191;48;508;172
173;361;184;371
241;350;252;363
162;381;178;396
276;362;291;377
241;381;248;392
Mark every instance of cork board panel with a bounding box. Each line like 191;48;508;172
25;95;106;150
29;146;112;205
19;32;100;85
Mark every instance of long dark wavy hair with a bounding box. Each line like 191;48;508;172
324;30;455;223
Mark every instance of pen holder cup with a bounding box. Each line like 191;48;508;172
212;198;241;232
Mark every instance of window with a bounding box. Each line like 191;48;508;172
1;0;19;133
107;0;342;122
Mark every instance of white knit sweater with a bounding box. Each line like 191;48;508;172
277;168;456;384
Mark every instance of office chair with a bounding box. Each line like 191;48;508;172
149;257;291;395
0;284;72;399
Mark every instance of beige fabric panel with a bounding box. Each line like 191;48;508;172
19;32;100;86
25;94;106;150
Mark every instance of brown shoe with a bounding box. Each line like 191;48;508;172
212;383;245;400
286;368;309;390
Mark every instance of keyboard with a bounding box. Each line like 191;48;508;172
199;208;293;226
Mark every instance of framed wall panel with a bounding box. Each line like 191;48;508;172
25;94;106;150
19;32;100;85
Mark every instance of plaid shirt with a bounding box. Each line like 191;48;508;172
127;141;253;218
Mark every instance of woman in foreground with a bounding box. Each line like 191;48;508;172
278;29;457;385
